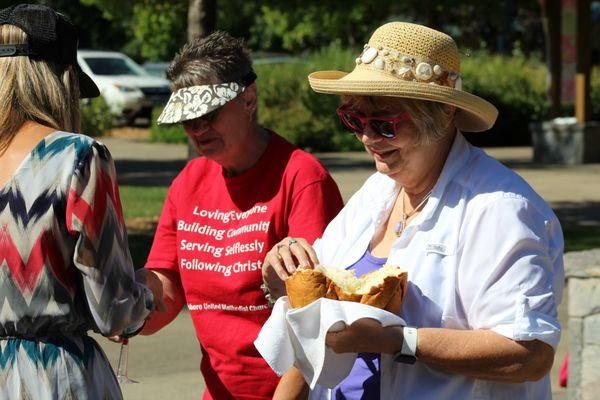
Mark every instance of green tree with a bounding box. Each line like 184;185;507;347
218;0;543;56
126;1;186;61
80;0;187;61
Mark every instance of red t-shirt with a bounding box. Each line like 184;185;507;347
146;132;343;399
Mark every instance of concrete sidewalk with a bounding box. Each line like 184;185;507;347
96;136;599;399
102;136;600;220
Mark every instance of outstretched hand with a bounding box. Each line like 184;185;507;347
135;268;167;313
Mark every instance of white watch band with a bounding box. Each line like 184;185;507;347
401;326;418;357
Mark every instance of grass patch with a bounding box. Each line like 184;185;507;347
118;186;599;264
119;185;167;267
119;186;168;218
563;226;600;253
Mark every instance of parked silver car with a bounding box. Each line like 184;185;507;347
78;50;171;124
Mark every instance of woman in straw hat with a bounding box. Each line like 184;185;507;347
262;22;563;399
0;4;164;399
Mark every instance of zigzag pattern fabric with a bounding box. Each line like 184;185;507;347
0;131;152;399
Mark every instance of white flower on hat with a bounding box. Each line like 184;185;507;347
171;108;183;123
215;83;239;98
211;97;228;106
184;100;208;115
415;62;433;80
361;47;378;64
374;59;385;70
199;90;212;103
398;66;412;79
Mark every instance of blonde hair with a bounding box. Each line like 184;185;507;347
0;24;80;154
341;95;454;146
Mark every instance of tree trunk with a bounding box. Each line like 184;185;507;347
186;0;217;158
540;0;562;118
187;0;217;42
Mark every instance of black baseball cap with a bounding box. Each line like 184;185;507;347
0;3;100;98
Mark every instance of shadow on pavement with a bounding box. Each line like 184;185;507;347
128;232;154;267
553;201;600;227
316;155;374;171
115;159;187;187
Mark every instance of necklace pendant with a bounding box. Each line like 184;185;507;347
394;220;404;237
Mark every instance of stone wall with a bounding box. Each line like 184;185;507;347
565;249;600;399
531;119;600;164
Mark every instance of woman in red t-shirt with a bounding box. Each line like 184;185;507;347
136;31;344;400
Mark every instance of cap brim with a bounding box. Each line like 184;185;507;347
157;82;246;125
76;64;100;99
308;69;498;132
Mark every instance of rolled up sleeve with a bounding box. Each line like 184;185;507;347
458;195;564;349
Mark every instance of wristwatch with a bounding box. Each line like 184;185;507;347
393;326;418;364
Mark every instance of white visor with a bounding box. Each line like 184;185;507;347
157;81;246;125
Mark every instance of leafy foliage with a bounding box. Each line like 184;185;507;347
125;1;186;61
149;107;187;144
80;96;113;137
255;46;600;151
221;0;544;56
63;0;547;61
79;0;185;61
255;43;363;151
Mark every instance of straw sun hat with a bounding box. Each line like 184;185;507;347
308;22;498;132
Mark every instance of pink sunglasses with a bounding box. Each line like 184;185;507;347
336;106;411;138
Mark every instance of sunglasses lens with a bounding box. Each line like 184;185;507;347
342;114;363;133
371;119;396;138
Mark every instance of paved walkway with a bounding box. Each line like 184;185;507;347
102;137;600;225
95;136;600;399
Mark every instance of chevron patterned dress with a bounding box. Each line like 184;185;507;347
0;131;153;400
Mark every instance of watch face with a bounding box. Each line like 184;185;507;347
393;352;417;364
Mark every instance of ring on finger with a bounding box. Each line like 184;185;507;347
288;238;298;245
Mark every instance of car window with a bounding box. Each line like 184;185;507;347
84;56;146;76
143;63;169;78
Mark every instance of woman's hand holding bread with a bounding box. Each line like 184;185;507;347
262;236;319;286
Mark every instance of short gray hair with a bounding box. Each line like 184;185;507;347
167;31;253;90
341;96;454;146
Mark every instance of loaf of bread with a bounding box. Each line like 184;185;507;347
285;264;408;313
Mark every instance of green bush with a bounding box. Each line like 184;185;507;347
460;52;550;146
80;96;113;137
149;107;187;143
150;47;600;150
256;42;363;151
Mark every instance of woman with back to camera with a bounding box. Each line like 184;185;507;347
262;22;564;399
0;4;163;399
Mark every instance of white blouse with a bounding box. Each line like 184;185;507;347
310;133;564;400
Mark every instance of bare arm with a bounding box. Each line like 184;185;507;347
416;328;554;382
273;367;309;400
138;268;186;335
326;319;555;383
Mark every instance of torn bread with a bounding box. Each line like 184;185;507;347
285;264;408;313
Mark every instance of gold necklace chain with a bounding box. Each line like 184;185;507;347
394;189;433;237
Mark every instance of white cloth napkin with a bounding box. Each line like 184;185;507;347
254;296;405;389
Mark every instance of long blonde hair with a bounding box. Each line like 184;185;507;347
0;24;80;154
